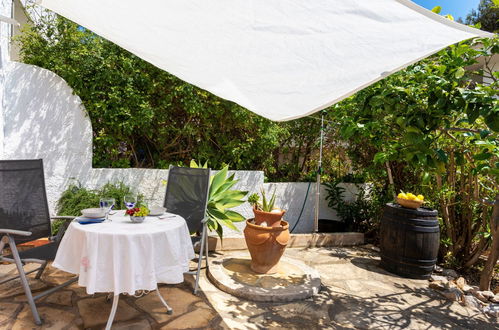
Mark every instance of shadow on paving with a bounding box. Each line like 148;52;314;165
222;284;496;330
0;262;225;329
214;247;495;329
326;285;496;329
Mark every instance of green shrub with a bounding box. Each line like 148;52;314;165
53;181;139;234
56;183;100;216
324;180;390;238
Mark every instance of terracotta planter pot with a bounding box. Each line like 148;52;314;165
253;207;286;227
243;219;290;274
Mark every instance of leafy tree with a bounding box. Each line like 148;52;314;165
328;37;498;289
465;0;499;32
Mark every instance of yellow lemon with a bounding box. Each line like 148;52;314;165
398;193;407;199
407;193;416;200
414;197;422;202
417;194;424;200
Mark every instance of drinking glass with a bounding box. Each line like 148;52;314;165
124;194;136;210
100;198;115;221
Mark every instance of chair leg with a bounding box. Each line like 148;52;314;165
34;260;48;279
8;236;42;326
194;227;207;295
205;229;209;269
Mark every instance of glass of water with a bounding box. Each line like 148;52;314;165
100;198;115;221
124;194;136;210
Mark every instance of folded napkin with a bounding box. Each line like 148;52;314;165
76;217;105;224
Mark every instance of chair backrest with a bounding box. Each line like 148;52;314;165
163;166;210;234
0;159;51;244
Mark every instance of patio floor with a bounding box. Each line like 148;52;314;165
0;246;496;329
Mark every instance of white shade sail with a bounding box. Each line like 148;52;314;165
38;0;492;121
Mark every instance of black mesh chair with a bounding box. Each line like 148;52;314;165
0;159;77;325
163;166;211;294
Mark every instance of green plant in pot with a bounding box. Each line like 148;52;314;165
190;160;247;239
248;188;286;227
244;189;290;274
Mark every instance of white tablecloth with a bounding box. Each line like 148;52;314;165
53;212;195;295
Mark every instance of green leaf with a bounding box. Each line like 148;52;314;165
435;149;448;163
484;113;499;132
373;152;387;163
215;199;245;208
209;166;228;196
208;209;229;221
220;219;239;231
455;152;465;166
214;203;225;212
466;105;480;124
455;67;465;79
473;153;492;161
480;130;491;139
431;6;442;14
406;126;422;134
224;210;246;222
213;190;248;202
422;172;431;184
190;159;198;168
444;14;454;21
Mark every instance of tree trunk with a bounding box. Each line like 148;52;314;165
479;194;499;291
385;161;395;199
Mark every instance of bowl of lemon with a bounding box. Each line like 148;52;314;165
397;192;424;209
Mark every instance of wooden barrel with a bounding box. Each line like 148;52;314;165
380;203;439;279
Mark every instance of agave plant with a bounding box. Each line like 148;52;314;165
260;188;277;212
190;160;248;239
247;188;278;212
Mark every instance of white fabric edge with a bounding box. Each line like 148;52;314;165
395;0;494;38
270;41;478;121
272;1;495;122
36;0;496;123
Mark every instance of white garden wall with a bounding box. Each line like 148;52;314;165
2;62;93;209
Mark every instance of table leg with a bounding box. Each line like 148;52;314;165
105;294;119;330
156;288;173;315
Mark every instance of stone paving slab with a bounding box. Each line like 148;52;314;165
0;261;224;329
0;246;497;329
200;247;497;329
207;252;321;302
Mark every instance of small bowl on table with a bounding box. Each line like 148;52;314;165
397;198;423;209
81;208;106;218
149;206;166;216
130;216;145;223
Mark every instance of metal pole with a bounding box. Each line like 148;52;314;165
314;113;325;232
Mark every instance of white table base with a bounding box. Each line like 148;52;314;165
105;287;173;330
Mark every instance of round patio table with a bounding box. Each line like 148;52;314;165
53;211;195;329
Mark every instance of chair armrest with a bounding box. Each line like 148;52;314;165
0;229;32;236
51;216;76;221
50;216;76;242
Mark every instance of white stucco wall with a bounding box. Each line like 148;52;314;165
2;61;93;209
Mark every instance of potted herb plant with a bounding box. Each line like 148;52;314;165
244;188;290;274
248;189;286;227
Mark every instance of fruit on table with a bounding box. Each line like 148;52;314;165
398;192;424;202
126;207;150;217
